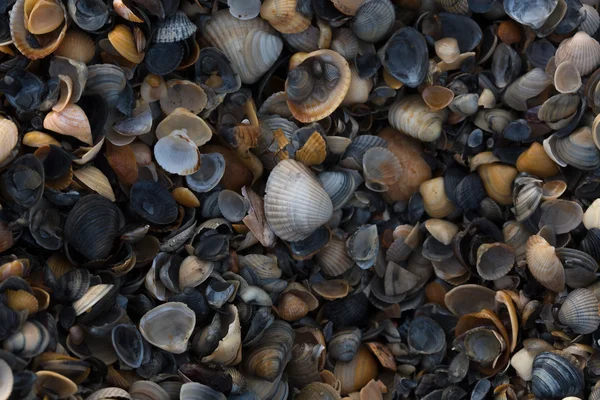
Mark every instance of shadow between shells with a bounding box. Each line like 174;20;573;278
4;0;600;399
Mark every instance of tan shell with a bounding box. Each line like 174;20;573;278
526;235;565;293
503;221;531;262
419;177;455;218
10;0;67;59
422;85;455;112
54;29;96;63
73;166;116;202
389;95;449;142
43;103;93;145
0;118;19;166
5;289;39;315
424;219;458;246
172;187;200;208
260;0;311;34
296;132;327;167
141;74;167;103
113;0;143;22
264;159;333;242
203;10;283;85
286;49;352;123
435;37;460;64
361;147;402;192
478;163;518;205
315;235;355;276
554;61;582;94
108;24;144;64
22;131;60;148
72;284;114;316
342;65;373;106
516;142;560;178
275;292;310;321
542;180;567;201
333;346;378;395
555;31;600;76
35;371;78;398
201;304;242;365
156;107;211;146
52;74;73;112
444;284;496;316
159;80;207;115
331;0;366;15
27;0;64;35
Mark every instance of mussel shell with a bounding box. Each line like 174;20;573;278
130;180;179;225
378;27;428;88
64;194;122;261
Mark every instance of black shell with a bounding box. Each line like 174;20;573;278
532;352;584;398
3;69;46;113
196;47;242;94
112;324;144;368
68;0;109;32
581;228;600;261
438;13;483;53
145;42;184;76
3;154;45;208
378;27;428;88
503;119;532;142
64;195;123;261
130;180;178;225
454;174;487;211
444;165;467;204
468;0;496;13
407;316;446;354
169;287;211;325
525;38;556;69
554;0;585;35
322;293;369;328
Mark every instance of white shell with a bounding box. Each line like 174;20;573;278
154;129;201;176
555;31;600;76
139;302;196;354
264;159;333;242
578;5;600;36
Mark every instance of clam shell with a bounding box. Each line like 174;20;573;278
503;68;551;112
0;359;13;400
185;153;226;193
532;352;584;398
516;142;560;178
9;0;68;60
330;28;360;60
27;0;64;35
2;321;49;358
180;382;226;400
203;10;283;84
260;0;311;34
108;24;144;64
378;27;428;88
156;108;211;146
283;25;320;53
264;159;333;242
492;43;522;89
351;0;395;43
73;166;115;202
435;37;460;64
362;147;402;192
444;284;496;316
139;302;196;354
513;174;543;222
286;49;351;123
0;118;18;166
342;65;374;106
201;304;241;365
555;31;600;76
584;199;600;230
154;129;202;176
389;95;448;142
579;4;600;36
35;370;77;398
476;243;515;280
333;345;378;395
153;11;196;43
315;235;355;276
160;80;207;115
555;126;600;170
558;288;600;334
554;61;581;94
526;235;565;292
43;104;93;146
504;0;558;29
85;64;127;110
478;163;517;206
539;200;583;234
420;177;455;218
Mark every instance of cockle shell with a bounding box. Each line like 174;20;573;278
43;104;93;146
389;95;449;142
526;235;565;293
555;31;600;76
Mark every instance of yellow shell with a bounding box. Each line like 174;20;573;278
5;289;39;315
108;24;144;64
333;346;378;395
295;132;327;166
73;166;116;202
35;371;78;399
43;103;93;145
27;0;64;35
422;85;455;112
172;187;200;208
276;292;309;321
516;142;560;178
478;163;518;205
526;235;565;293
419;177;456;218
55;29;96;63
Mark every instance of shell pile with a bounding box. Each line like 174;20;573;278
5;0;600;399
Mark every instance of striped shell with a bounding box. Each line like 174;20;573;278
526;235;565;293
558;288;600;334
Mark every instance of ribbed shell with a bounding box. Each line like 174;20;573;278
351;0;395;43
315;235;355;276
555;31;600;76
282;25;320;53
454;173;486;211
555;127;600;170
362;147;401;192
581;228;600;260
579;5;600;36
532;352;584;398
558;288;600;333
526;235;565;293
503;68;551;111
389;96;448;142
436;0;469;14
513;175;542;222
330;28;360;60
318;170;360;210
264;159;333;242
203;10;283;84
85;64;127;109
153;11;197;43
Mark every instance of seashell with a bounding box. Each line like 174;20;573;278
504;0;558;29
0;358;13;400
555;31;600;76
105;142;138;186
408;316;445;354
43;103;93;145
2;320;49;358
154;129;201;176
378;27;428;88
351;0;395;43
435;38;460;64
422;85;455;112
130;180;179;225
260;0;311;34
492;43;521;89
185;153;226;193
340;135;387;169
203;10;283;84
539;200;583;234
311;279;350;300
554;61;581;94
153;11;196;43
111;324;144;368
5;289;38;316
449;93;479;116
555;126;600;170
27;0;64;35
244;320;294;380
139;302;195;354
22;131;60;148
9;0;68;60
478;163;517;206
35;370;78;399
389;95;448;142
129;381;169;400
160;80;207;115
444;284;496;316
584;199;600;230
315;235;355;276
201;304;241;365
286;49;351;123
503;222;530;263
108;25;144;64
295;382;341;400
579;4;600;36
362;147;401;192
526;235;565;293
145;42;185;76
330;28;360;60
172;187;200;208
180;382;226;400
295;131;327;167
424;219;458;246
516;142;560;178
228;0;261;20
476;243;515;280
283;25;320;53
264;159;333;242
532;352;584;398
513;174;542;222
55;30;95;63
503;68;551;112
538;93;579;130
497;19;522;45
454;173;487;211
342;65;373;106
140;74;167;103
558;288;600;334
0;118;18;167
85;64;127;110
333;345;378;395
420;177;455;218
346;224;379;269
156;108;211;146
